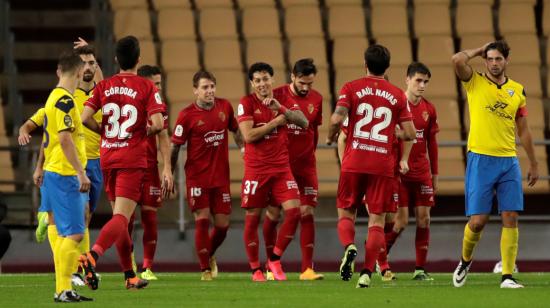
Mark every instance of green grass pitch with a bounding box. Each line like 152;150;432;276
1;272;550;307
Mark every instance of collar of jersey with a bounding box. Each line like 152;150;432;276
483;73;509;88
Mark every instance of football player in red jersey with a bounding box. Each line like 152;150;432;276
238;62;308;282
326;45;416;288
263;59;324;280
79;36;167;290
171;70;242;281
383;62;439;281
121;65;173;281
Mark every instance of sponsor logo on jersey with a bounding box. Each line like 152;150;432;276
304;187;317;196
485;102;512;120
150;186;161;196
351;139;388;154
237;104;244;116
203;130;225;146
286;181;298;190
174;125;184;137
101;139;129;149
222;193;231;203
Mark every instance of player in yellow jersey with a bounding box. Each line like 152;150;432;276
42;50;92;302
451;41;539;289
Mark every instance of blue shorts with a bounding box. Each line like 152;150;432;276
465;152;523;216
42;171;86;236
86;158;103;212
38;184;50;212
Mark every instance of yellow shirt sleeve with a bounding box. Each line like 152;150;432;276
462;71;481;94
29;108;45;127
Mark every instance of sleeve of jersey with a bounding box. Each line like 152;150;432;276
427;130;439;176
237;97;253;123
163;113;169;129
171;111;188;145
516;90;528;118
29;108;45;127
314;98;323;126
146;84;165;116
55;97;76;133
340;117;349;135
397;94;413;123
461;71;479;93
84;85;101;111
336;83;351;109
227;103;239;132
429;105;440;134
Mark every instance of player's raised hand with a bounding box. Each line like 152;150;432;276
18;133;32;146
33;166;43;187
77;172;91;192
399;160;409;174
263;98;281;111
527;163;539;187
73;37;89;49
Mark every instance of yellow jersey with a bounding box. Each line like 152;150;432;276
74;87;102;159
29;108;45;127
43;87;87;176
463;72;526;157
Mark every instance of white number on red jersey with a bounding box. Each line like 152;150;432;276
353;102;392;143
103;103;139;139
243;180;258;195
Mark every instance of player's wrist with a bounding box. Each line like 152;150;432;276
278;105;288;114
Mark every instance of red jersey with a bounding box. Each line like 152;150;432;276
237;92;295;174
337;76;412;177
274;85;323;172
401;97;439;182
85;73;165;170
146;111;169;166
171;98;238;188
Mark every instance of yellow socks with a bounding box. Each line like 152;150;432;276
58;237;80;293
53;236;64;294
462;224;482;262
501;227;519;275
79;228;90;254
47;225;58;256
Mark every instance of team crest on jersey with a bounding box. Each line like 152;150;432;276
507;89;515;97
64;115;72;127
308;104;314;114
422;111;429;122
219;111;226;122
174;125;183;137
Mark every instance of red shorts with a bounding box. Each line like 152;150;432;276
241;170;300;209
186;185;232;215
293;170;318;207
102;168;146;203
337;172;396;214
398;178;435;208
139;165;162;208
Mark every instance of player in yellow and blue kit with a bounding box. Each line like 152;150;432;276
42;50;92;302
451;41;539;289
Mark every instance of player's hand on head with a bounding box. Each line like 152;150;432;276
527;163;539;187
78;173;91;192
17;133;31;146
399;160;409;174
73;37;88;49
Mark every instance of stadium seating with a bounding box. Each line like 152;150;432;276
161;40;200;72
203;39;242;70
242;6;281;39
285;5;324;38
157;9;195;40
288;37;328;69
194;0;234;9
199;8;238;40
152;0;191;10
455;3;494;36
113;8;152;40
498;2;536;36
375;36;412;66
328;5;367;38
246;38;285;71
370;3;409;38
110;0;148;9
414;3;452;36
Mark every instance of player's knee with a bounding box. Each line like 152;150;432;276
501;211;518;227
416;215;430;228
285;207;301;221
468;221;485;233
300;206;314;217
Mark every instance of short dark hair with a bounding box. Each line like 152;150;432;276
116;36;140;70
192;70;217;88
248;62;274;80
292;58;317;77
364;44;391;76
483;40;510;58
407;62;431;78
58;50;83;74
137;65;162;78
75;45;96;57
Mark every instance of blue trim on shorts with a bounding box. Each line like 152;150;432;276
42;171;86;236
86;158;103;212
465;152;523;216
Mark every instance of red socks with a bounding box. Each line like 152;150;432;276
115;224;134;272
209;225;228;257
364;226;385;273
273;207;300;257
300;214;315;272
194;218;211;271
262;216;278;260
92;214;129;257
385;228;401;254
141;210;158;269
244;214;261;269
337;217;355;248
377;222;395;272
415;227;430;268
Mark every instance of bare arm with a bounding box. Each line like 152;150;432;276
396;120;416;141
238;115;286;143
158;129;174;198
33;143;45;187
516;116;539;186
58;131;90;192
233;128;244;149
337;130;347;164
326;106;348;145
170;143;182;176
82;106;101;133
283;109;309;128
147;113;164;136
451;43;489;82
18;120;39;146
